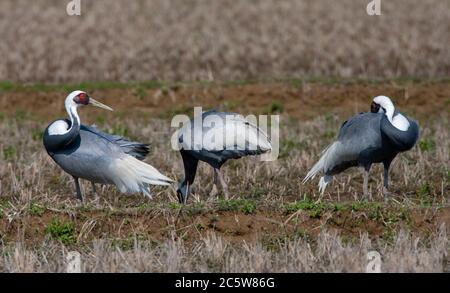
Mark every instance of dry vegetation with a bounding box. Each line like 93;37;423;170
0;0;449;273
0;0;449;82
0;81;449;272
2;229;448;273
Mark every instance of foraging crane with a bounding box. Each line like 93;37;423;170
43;90;173;201
176;110;272;204
303;96;419;199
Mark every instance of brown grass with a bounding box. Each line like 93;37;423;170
1;228;448;273
0;0;449;82
0;81;449;272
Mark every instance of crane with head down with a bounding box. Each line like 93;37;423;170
303;95;419;200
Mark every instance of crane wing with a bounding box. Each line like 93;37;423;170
82;125;150;160
304;113;383;183
178;111;271;153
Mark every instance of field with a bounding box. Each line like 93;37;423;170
0;79;449;272
1;0;450;82
0;0;449;273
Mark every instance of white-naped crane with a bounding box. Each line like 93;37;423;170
43;90;173;201
303;96;419;199
176;110;272;204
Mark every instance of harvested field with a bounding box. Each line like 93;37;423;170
0;0;449;82
0;80;449;272
0;0;449;274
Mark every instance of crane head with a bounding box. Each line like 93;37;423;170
371;95;393;114
65;90;113;111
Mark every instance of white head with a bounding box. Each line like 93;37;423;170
371;95;410;131
370;95;394;116
63;90;113;127
64;90;113;116
48;91;114;136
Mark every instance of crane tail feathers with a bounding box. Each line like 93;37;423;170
303;142;339;184
111;156;173;198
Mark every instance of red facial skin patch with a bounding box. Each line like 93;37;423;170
74;93;89;105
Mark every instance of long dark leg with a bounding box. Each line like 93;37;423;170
216;168;229;200
91;181;99;200
362;165;371;200
210;168;219;198
382;159;393;199
179;150;199;204
91;182;97;194
73;177;83;202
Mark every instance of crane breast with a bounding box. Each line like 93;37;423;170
48;120;70;135
392;113;410;131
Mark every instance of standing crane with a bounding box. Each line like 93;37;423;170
176;110;272;204
43;90;173;201
303;96;419;199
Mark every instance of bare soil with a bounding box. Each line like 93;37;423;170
1;80;449;121
0;80;449;249
2;204;449;248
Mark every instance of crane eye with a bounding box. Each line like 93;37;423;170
74;93;89;105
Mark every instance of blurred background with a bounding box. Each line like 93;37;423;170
0;0;449;83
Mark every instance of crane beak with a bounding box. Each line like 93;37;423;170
89;98;114;111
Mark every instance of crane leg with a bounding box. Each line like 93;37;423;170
362;166;371;200
216;169;229;200
73;177;83;202
91;181;99;200
210;168;219;198
382;161;392;200
91;182;97;193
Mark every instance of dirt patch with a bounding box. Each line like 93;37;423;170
2;205;449;248
1;81;449;122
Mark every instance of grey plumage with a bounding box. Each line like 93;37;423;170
84;124;150;161
176;110;272;203
45;121;148;184
303;96;419;199
43;91;173;201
